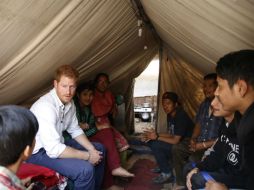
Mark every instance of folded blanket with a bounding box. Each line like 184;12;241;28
17;163;58;188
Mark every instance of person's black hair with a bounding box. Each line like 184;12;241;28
94;73;110;85
76;80;94;95
216;49;254;88
203;73;217;86
162;92;179;104
204;73;217;81
0;105;39;166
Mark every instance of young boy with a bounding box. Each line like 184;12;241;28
0;105;39;190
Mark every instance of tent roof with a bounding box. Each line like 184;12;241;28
0;0;158;105
0;0;253;132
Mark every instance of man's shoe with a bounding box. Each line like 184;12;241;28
152;173;174;184
150;167;161;173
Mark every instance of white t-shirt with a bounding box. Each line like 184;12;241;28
30;88;84;158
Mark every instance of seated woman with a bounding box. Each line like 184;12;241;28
74;81;134;190
142;92;194;184
91;73;129;151
185;97;247;190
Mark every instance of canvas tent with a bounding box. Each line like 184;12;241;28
0;0;254;133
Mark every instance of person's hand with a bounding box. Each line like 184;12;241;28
80;123;89;130
21;177;32;187
205;180;228;190
139;133;149;142
146;131;157;140
186;168;198;190
88;149;103;165
143;129;157;141
189;139;197;152
194;142;204;151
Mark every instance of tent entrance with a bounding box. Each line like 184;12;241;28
133;56;159;134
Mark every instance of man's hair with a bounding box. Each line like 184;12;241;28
94;73;110;85
162;91;179;104
204;73;217;81
0;105;39;166
216;50;254;88
76;80;94;95
54;65;79;82
203;73;217;86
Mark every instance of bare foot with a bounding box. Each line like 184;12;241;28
106;185;124;190
112;167;135;177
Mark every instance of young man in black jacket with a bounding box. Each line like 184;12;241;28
215;50;254;190
185;97;246;189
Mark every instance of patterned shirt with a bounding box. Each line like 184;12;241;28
0;166;25;190
195;98;223;142
74;97;98;137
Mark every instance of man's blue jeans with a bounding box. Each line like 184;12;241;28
147;140;173;174
27;139;105;190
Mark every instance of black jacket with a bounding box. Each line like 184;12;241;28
196;114;243;175
237;102;254;189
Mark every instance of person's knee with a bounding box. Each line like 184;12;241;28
172;144;180;155
95;142;106;153
183;162;196;181
75;163;94;181
190;173;206;189
148;141;161;151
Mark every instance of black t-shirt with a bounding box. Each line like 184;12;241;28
167;107;194;139
237;102;254;189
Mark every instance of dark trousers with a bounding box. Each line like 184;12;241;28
147;140;173;174
27;139;105;190
172;138;192;185
183;162;247;189
172;138;205;185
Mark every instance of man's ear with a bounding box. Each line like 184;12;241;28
22;145;33;161
53;80;57;88
237;79;248;97
22;139;35;161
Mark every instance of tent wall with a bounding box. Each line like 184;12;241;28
157;45;203;132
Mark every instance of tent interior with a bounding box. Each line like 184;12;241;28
1;0;254;134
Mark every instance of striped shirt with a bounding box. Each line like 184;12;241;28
0;166;25;190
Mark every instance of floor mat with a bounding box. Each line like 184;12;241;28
118;158;162;190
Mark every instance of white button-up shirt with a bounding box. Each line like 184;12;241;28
30;88;84;158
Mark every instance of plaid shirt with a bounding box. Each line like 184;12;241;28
74;96;98;137
195;98;223;142
0;166;25;190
